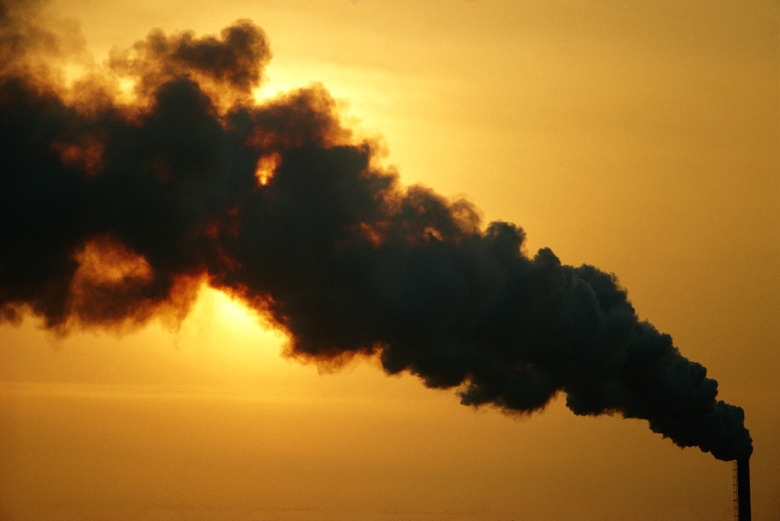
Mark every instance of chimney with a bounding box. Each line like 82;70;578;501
734;457;751;521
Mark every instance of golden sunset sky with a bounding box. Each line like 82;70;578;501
1;1;778;520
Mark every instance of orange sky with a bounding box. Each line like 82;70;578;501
1;1;778;520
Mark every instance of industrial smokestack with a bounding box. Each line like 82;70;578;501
735;458;751;521
0;1;752;463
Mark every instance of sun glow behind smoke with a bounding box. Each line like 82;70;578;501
179;285;289;378
209;287;263;334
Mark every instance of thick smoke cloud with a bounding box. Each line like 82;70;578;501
0;1;751;461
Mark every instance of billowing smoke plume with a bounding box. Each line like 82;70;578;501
0;0;751;461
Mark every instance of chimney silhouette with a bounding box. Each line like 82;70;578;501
734;457;751;521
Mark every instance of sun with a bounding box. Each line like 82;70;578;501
209;286;261;331
171;284;291;378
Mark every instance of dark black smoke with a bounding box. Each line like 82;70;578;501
0;1;751;461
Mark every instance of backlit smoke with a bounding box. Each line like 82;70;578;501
0;0;752;461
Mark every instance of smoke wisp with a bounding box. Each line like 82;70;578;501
0;1;752;461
